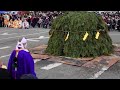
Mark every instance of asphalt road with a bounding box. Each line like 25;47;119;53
0;28;120;79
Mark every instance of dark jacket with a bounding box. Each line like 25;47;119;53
117;19;120;26
0;68;13;79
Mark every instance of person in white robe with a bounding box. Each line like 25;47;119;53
22;20;29;29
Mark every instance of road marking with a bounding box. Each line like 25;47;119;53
89;66;109;79
41;63;62;70
1;33;9;35
27;36;49;42
28;36;49;40
0;32;17;35
27;39;40;42
38;36;49;39
0;31;49;41
0;46;11;50
0;54;10;59
39;36;49;39
34;59;41;63
39;36;45;39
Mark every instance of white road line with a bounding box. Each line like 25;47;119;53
42;37;50;39
39;36;45;39
27;39;40;42
89;66;109;79
26;36;49;42
38;36;49;39
0;54;10;59
0;46;11;50
0;33;17;35
1;33;9;35
1;33;17;35
0;31;49;41
41;63;62;70
28;36;49;40
34;59;41;63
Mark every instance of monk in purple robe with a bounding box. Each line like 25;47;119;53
7;37;36;79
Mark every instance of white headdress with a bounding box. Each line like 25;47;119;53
16;41;24;50
21;37;27;48
15;37;29;52
21;37;27;44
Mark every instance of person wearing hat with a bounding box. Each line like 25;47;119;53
7;37;36;79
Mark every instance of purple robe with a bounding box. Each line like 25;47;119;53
7;50;36;79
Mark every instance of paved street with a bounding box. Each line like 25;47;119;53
0;28;120;79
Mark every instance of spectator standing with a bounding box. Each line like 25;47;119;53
37;17;42;28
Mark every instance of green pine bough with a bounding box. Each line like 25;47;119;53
45;11;113;58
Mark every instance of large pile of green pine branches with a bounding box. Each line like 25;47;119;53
45;11;113;58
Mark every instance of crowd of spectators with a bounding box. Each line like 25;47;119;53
1;11;120;32
97;11;120;31
0;11;64;29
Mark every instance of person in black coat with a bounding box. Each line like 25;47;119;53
2;16;4;27
43;17;49;28
0;68;13;79
27;17;31;26
31;17;39;28
117;18;120;32
112;19;116;30
0;17;2;27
